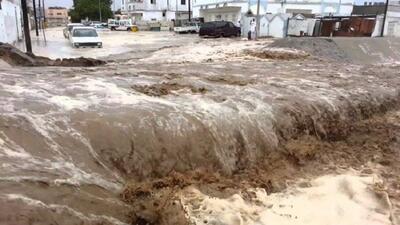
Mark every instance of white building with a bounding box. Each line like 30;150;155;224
121;0;192;21
0;0;23;44
193;0;353;23
372;0;400;36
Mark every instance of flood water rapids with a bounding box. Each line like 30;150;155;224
0;56;399;224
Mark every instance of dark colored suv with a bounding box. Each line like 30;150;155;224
199;21;241;38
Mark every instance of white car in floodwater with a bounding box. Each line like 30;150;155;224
69;27;103;48
63;23;84;38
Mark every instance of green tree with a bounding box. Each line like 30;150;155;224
70;0;113;22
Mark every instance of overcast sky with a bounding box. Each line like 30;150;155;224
45;0;73;8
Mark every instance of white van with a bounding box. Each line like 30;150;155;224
108;19;136;31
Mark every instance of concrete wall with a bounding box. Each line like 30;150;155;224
0;0;22;44
287;18;316;36
372;13;400;37
266;2;353;15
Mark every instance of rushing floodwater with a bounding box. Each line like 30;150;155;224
1;38;400;224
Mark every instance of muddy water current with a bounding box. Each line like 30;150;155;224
0;59;399;224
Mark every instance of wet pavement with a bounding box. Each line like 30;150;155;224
18;27;200;59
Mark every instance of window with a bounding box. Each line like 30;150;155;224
181;0;186;5
57;12;62;15
73;29;98;37
150;0;155;4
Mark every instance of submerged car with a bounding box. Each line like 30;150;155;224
63;23;84;38
69;27;102;48
199;21;241;38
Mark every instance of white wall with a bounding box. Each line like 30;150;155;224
193;0;248;19
0;0;22;44
372;13;400;37
123;0;193;21
287;18;316;36
242;13;290;38
266;0;353;16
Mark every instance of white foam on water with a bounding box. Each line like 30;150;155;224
3;194;129;225
49;96;89;111
181;173;393;225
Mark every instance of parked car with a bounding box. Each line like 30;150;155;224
199;21;241;38
69;27;102;48
108;19;136;31
63;23;84;38
174;22;201;34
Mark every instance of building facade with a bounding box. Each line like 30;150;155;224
385;0;400;36
193;0;354;23
45;7;69;27
121;0;192;21
0;0;23;44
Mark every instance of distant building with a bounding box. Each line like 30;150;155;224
193;0;354;23
352;4;386;15
45;7;69;27
121;0;191;22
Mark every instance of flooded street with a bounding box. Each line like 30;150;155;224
1;29;400;225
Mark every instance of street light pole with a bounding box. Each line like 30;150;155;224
32;0;39;36
38;0;41;29
21;0;32;53
256;0;260;39
381;0;389;37
99;0;102;22
188;0;191;21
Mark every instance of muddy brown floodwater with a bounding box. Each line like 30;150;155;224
0;36;399;225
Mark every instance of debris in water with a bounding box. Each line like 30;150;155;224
0;42;106;67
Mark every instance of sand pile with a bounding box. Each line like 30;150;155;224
269;38;349;61
0;42;106;67
244;48;309;60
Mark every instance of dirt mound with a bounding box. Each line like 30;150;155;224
269;38;350;61
132;82;207;97
244;48;309;60
0;42;105;67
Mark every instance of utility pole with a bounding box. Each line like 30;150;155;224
42;0;46;26
188;0;191;21
38;0;41;29
381;0;389;37
256;0;260;39
21;0;32;53
32;0;39;36
42;0;47;44
99;0;102;22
